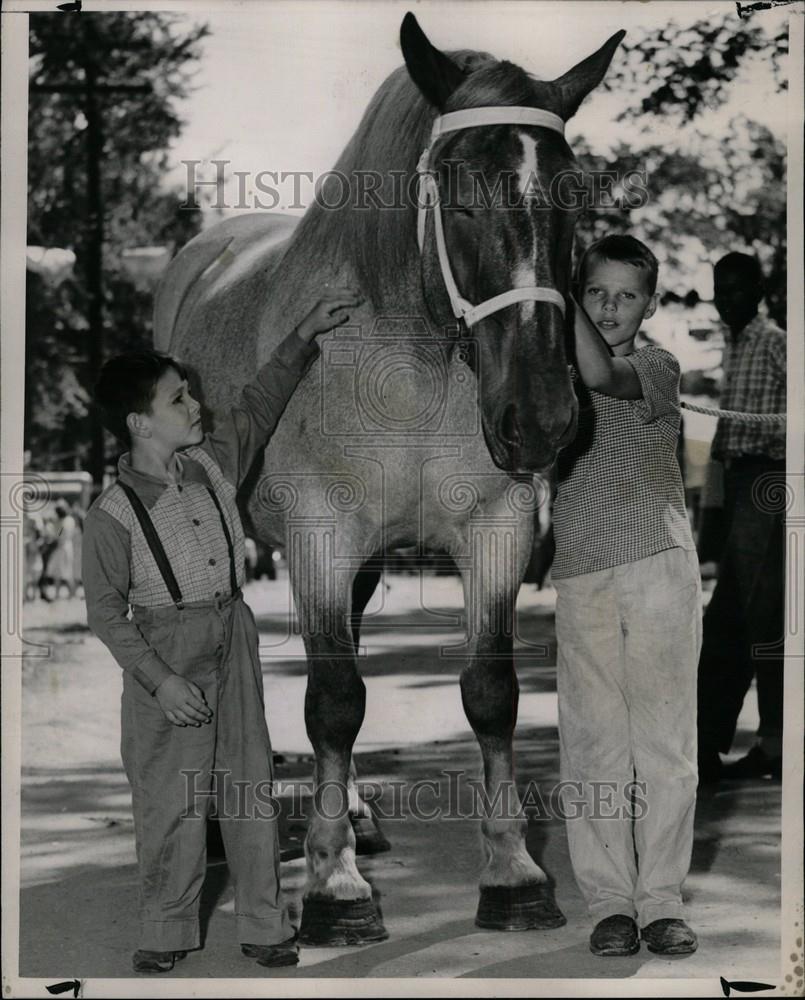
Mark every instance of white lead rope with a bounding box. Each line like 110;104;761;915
681;400;786;423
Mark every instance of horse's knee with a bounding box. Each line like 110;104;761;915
305;661;366;749
460;654;518;738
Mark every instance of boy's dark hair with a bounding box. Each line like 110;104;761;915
94;351;187;446
577;234;659;296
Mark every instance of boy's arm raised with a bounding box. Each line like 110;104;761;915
201;287;362;488
571;297;642;399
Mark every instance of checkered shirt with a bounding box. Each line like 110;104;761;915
710;312;786;462
93;447;245;608
552;346;695;580
83;330;318;692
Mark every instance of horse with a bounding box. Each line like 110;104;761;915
155;13;624;944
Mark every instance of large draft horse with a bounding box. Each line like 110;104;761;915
155;15;624;943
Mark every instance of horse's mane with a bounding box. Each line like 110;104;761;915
275;50;550;313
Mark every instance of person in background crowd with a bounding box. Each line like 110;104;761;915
37;507;61;601
24;513;44;602
697;252;786;784
71;500;85;594
49;500;79;599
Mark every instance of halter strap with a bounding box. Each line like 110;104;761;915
428;171;566;325
429;106;565;141
416;105;567;327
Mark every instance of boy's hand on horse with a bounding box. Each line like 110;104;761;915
155;674;213;727
296;286;363;342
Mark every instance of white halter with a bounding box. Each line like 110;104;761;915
416;106;567;328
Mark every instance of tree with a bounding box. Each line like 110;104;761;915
603;10;788;123
577;10;787;325
26;12;209;473
573;118;786;323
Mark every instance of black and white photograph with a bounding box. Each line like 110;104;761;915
1;0;803;995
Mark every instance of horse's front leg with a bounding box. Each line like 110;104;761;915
457;521;566;931
292;555;388;946
348;563;391;856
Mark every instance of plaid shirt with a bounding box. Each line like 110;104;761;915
83;331;318;693
710;312;786;462
552;346;695;580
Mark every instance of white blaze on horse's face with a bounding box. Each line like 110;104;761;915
516;133;539;208
514;133;541;326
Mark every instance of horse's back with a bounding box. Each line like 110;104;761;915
154;212;299;355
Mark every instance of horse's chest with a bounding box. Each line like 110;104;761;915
251;351;527;551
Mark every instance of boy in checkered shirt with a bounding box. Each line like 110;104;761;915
551;235;701;958
83;287;360;974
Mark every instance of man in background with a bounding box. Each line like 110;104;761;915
697;252;786;784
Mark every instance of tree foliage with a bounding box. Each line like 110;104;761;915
582;10;788;326
574;118;786;324
603;10;788;122
26;12;209;470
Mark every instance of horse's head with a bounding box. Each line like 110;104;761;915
401;14;625;472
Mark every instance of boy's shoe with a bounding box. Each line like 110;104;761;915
589;915;639;956
721;745;782;781
132;949;187;974
241;936;299;968
641;918;698;955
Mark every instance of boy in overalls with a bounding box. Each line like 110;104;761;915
83;287;360;974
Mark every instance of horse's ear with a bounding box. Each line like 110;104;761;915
553;30;626;121
400;12;466;110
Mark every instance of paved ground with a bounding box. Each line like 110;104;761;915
12;574;784;988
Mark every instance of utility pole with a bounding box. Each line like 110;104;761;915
30;19;149;488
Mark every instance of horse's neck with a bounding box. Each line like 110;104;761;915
267;219;434;341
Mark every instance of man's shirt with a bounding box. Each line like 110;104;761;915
710;312;786;462
552;345;695;580
83;331;318;694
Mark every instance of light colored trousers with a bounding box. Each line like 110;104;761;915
554;548;702;927
122;594;294;952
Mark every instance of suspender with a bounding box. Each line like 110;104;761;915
205;487;239;598
118;479;239;607
118;480;185;609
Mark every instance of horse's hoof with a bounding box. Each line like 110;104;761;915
475;882;567;931
351;814;392;856
299;896;389;946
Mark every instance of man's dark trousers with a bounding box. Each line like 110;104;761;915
697;457;785;757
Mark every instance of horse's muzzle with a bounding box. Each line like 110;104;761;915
492;399;577;472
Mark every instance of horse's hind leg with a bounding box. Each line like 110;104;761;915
292;557;388;946
457;527;566;931
349;561;392;856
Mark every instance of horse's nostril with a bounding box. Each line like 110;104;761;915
500;404;521;447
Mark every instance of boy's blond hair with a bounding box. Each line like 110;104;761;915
578;234;659;296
